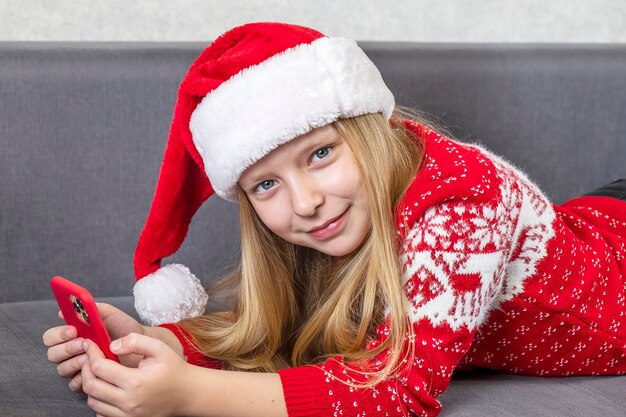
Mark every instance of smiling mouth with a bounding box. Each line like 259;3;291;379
307;208;349;239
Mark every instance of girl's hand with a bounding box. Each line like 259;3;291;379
43;303;145;392
81;333;192;417
42;323;88;392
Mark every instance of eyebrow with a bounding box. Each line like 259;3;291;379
303;128;343;153
239;175;261;192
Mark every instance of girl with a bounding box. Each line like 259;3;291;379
43;22;626;417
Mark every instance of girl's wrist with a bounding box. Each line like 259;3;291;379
140;324;151;338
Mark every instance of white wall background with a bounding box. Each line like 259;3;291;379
2;0;626;42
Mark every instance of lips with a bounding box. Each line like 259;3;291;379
307;208;349;239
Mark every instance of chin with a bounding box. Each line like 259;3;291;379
319;247;353;257
315;238;364;257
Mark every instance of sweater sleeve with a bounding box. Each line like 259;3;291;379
278;184;518;416
158;322;223;369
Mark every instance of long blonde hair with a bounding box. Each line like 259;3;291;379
180;107;438;387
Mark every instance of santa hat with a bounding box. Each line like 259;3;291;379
133;22;395;326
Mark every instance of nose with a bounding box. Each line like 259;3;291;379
289;176;324;217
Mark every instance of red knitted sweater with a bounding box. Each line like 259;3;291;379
162;121;626;416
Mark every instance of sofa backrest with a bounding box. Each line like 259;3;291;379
1;42;625;302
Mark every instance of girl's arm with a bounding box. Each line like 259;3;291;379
183;367;287;417
81;333;287;417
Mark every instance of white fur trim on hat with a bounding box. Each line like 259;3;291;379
133;263;209;326
189;36;395;202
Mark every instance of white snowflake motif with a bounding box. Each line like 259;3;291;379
400;150;556;332
400;188;513;331
401;247;504;331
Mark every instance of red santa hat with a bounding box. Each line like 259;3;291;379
133;22;395;326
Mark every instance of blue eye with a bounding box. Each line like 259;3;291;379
312;147;332;162
255;180;276;193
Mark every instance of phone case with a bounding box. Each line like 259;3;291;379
50;276;120;362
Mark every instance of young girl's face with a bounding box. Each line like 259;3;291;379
239;124;372;257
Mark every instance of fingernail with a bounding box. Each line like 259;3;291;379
73;339;84;351
65;328;74;338
82;341;88;351
110;339;122;353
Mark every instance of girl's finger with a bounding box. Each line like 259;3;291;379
68;373;83;393
83;339;129;388
109;332;165;358
82;360;125;414
95;302;115;317
56;353;87;378
46;337;85;364
42;325;77;347
86;395;123;417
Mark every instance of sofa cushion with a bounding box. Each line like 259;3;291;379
0;297;136;416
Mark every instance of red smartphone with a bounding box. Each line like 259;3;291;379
50;276;120;363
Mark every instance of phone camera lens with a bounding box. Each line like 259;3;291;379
69;295;89;323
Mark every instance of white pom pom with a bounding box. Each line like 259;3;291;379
133;263;209;326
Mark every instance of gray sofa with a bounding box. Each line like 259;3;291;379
1;41;625;416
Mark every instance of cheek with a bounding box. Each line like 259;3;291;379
252;201;291;236
327;162;363;197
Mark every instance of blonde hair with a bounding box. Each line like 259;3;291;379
180;107;441;388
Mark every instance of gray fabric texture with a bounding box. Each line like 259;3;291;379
1;42;625;415
0;298;136;417
0;43;241;303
